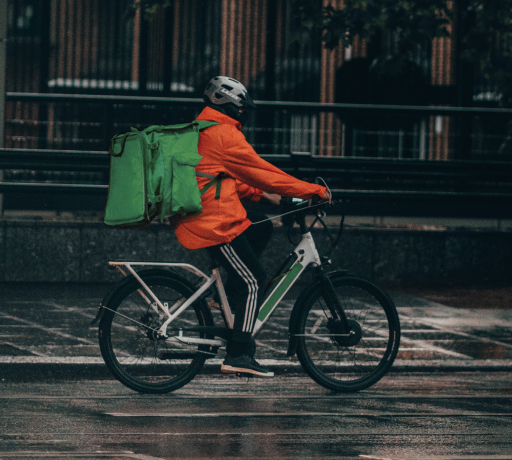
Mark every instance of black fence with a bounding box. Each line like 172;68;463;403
6;92;512;157
6;0;318;101
2;92;512;219
2;147;512;219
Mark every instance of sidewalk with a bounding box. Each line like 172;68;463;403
1;282;512;380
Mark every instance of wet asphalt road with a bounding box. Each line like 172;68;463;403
1;283;512;459
1;372;512;460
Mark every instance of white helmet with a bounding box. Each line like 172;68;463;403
203;76;256;110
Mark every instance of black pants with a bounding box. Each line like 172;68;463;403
206;211;273;356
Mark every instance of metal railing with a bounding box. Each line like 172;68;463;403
2;148;512;218
5;91;512;158
2;92;512;218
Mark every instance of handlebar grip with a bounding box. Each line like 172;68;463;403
279;196;292;207
280;197;306;207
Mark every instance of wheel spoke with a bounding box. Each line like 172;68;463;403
98;274;213;394
296;275;400;392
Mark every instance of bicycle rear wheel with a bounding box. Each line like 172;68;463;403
295;274;400;392
98;272;214;394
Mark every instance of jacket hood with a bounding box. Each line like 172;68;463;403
196;106;242;131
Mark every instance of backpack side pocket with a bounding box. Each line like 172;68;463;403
104;132;150;227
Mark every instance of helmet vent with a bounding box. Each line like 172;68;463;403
204;76;255;110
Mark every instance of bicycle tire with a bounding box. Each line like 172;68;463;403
98;272;214;394
295;274;400;392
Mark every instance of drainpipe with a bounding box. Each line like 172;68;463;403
0;0;7;215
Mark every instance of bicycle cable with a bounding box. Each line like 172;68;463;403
251;175;333;226
250;201;328;225
249;176;346;254
100;304;162;334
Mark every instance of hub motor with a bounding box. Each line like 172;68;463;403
327;318;362;347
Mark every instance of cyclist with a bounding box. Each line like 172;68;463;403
174;76;330;377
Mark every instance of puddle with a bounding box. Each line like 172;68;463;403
402;332;463;340
432;340;512;359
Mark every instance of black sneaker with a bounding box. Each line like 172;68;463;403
221;354;274;378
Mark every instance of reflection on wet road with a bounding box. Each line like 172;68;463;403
1;373;511;459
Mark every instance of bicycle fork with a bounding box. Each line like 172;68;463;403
320;270;362;346
320;271;351;329
286;267;361;357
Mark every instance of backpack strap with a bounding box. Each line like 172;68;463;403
132;128;162;213
196;171;225;200
195;121;223;199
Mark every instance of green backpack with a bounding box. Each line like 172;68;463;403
104;120;221;228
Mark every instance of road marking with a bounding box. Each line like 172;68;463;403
398;335;472;358
0;356;104;363
399;311;512;349
105;411;345;417
2;356;512;370
360;455;393;460
0;452;164;459
256;340;288;355
0;340;45;357
361;457;512;460
1;393;511;400
3;432;512;438
105;412;512;418
0;313;96;345
310;316;324;334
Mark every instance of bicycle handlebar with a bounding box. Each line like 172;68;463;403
277;177;343;257
280;196;342;249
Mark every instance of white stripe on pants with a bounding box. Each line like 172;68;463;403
220;244;259;333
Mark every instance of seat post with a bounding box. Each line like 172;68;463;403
206;249;220;271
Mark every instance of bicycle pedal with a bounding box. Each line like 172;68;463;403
236;372;254;379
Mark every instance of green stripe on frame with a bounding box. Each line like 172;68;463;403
258;262;304;321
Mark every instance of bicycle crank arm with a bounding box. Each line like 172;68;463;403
158;350;217;360
176;330;224;347
181;326;233;340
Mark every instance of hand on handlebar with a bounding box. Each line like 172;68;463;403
314;177;332;205
320;190;332;204
311;190;331;206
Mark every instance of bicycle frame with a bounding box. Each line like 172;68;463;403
100;197;401;393
254;230;321;334
108;227;322;347
108;261;232;338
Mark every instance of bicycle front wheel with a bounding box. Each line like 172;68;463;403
99;272;214;394
295;274;400;392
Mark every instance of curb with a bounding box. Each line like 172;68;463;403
2;359;511;381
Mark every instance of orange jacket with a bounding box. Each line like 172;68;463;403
174;107;327;249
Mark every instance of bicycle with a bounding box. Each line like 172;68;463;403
94;197;401;394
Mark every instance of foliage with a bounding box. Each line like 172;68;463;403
128;0;173;20
460;1;512;93
133;1;512;102
295;0;452;54
295;0;512;102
